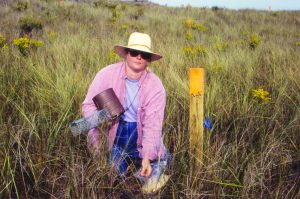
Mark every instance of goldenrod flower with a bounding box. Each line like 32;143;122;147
186;31;192;40
13;36;44;55
50;31;55;40
13;37;30;48
182;45;207;58
182;46;196;57
249;34;261;49
30;39;44;47
242;31;248;36
252;87;271;102
215;41;228;52
0;34;8;48
191;22;208;32
108;49;118;62
121;24;128;30
2;44;8;49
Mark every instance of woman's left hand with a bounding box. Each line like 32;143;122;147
140;159;152;177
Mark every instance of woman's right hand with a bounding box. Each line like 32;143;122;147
87;129;101;157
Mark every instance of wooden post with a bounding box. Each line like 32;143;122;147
189;68;205;167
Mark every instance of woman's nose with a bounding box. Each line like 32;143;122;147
136;53;142;59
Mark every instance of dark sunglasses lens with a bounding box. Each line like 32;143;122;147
141;52;151;60
129;50;151;60
129;50;139;57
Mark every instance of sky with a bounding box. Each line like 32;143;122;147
150;0;300;11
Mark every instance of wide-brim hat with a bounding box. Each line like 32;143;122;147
114;32;162;62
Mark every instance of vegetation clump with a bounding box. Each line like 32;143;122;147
13;36;44;55
249;34;261;49
182;45;208;57
252;87;271;102
13;1;28;11
131;6;145;20
19;16;43;35
0;34;8;49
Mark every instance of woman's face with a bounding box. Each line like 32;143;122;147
125;49;151;73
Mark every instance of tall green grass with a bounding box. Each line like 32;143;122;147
0;1;299;198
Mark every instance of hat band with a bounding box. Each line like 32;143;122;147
128;44;151;51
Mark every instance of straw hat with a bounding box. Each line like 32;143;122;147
114;32;162;62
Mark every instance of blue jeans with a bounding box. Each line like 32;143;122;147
110;120;171;176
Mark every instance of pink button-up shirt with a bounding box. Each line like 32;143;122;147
82;62;167;160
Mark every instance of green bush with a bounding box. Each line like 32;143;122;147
131;6;145;20
13;1;28;11
19;16;43;34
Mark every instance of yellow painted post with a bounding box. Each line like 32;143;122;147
187;17;192;32
189;68;205;167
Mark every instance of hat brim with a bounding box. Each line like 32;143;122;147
114;45;162;62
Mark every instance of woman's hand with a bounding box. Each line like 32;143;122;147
140;159;152;177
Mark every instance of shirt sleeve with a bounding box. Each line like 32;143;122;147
82;71;106;117
82;70;108;137
141;86;166;160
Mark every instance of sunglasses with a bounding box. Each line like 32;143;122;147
127;49;152;60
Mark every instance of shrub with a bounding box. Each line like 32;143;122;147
106;2;118;10
93;0;117;9
111;9;121;23
93;1;103;7
212;6;220;11
120;3;127;11
13;1;28;11
131;6;145;20
19;17;43;35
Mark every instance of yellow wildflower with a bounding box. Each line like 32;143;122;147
30;39;44;47
186;31;192;40
121;24;128;30
50;31;55;40
249;34;261;49
0;34;7;47
13;37;30;48
242;31;248;36
13;36;44;55
2;44;8;49
215;41;228;52
252;87;271;102
182;47;196;58
182;45;207;58
108;49;118;62
191;22;208;32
